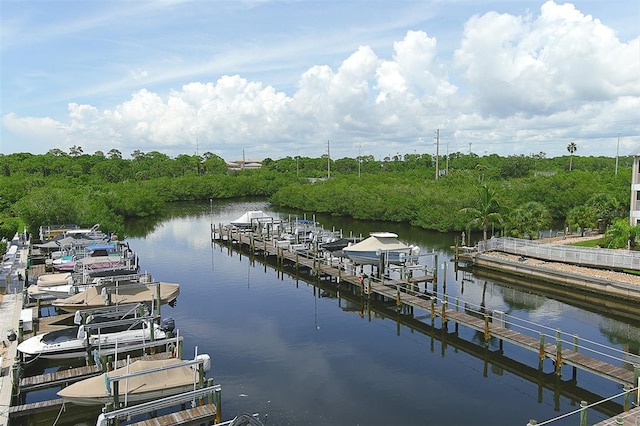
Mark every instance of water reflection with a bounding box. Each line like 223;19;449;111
20;198;640;425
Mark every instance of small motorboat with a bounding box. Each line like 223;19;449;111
58;354;211;406
320;237;363;253
17;316;175;359
342;232;420;265
51;281;180;313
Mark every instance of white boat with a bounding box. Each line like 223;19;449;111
342;232;420;265
58;354;211;406
230;210;275;227
17;316;175;359
33;272;153;300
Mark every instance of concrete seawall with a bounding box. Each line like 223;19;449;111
471;252;640;303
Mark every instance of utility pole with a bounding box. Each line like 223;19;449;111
358;144;361;178
327;140;331;179
435;129;440;181
616;132;621;175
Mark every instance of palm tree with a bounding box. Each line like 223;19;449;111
460;183;504;248
604;219;640;249
507;201;552;239
567;142;577;171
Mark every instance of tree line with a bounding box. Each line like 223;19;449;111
0;147;635;252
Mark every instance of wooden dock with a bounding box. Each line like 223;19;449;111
10;352;173;418
213;226;640;389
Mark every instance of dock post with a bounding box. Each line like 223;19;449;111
430;298;435;326
113;381;120;411
623;384;631;411
207;378;215;405
538;334;545;371
634;365;640;406
483;314;490;344
11;355;20;396
555;330;563;376
433;254;438;285
441;295;447;323
18;319;23;341
579;400;587;426
156;283;162;317
396;285;401;309
36;299;41;318
442;261;447;287
215;387;222;423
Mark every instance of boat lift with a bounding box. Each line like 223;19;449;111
96;383;222;426
96;355;214;425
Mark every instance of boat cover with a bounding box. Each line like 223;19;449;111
343;232;408;253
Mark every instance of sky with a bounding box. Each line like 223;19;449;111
1;0;639;162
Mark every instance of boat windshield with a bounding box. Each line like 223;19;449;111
42;326;80;344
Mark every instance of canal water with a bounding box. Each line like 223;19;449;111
19;199;640;425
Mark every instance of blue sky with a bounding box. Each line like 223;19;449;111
1;0;638;161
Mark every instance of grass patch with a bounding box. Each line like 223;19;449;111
571;238;606;247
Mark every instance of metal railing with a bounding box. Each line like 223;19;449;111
478;237;640;271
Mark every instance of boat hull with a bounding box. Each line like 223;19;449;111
18;323;167;359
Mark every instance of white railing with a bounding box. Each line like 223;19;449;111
478;237;640;270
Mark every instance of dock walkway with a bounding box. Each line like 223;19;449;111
0;242;28;426
214;226;640;389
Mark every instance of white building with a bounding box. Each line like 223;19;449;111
630;148;640;225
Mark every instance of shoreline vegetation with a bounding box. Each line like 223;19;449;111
0;150;633;251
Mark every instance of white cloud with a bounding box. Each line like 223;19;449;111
1;1;638;160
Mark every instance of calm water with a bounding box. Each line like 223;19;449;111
19;199;640;426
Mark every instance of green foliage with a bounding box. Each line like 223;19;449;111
0;150;632;239
506;201;552;239
459;183;504;243
603;219;640;249
566;205;598;236
0;216;21;241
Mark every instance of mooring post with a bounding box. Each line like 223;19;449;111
483;314;490;344
156;283;162;317
555;330;563;376
215;387;222;423
113;380;120;411
433;254;438;285
442;261;447;286
11;356;20;396
579;400;588;426
538;334;545;371
207;378;215;405
623;384;631;411
430;298;436;326
634;365;640;406
441;295;447;323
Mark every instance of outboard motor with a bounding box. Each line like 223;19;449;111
191;353;211;373
160;317;176;333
